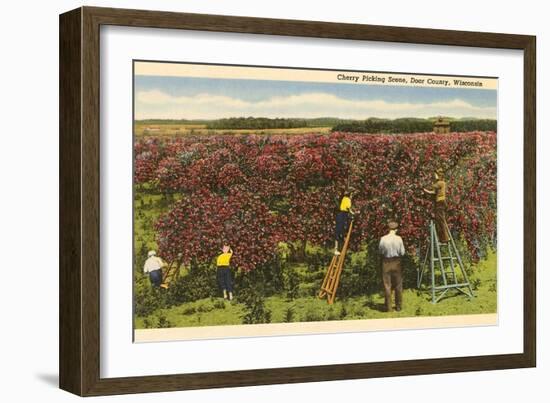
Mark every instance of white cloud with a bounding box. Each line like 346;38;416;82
135;90;496;120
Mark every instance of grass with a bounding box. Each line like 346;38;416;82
136;298;247;328
133;190;181;266
135;251;497;329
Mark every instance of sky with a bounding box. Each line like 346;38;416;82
134;75;497;120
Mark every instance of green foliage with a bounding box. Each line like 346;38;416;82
164;263;218;306
238;272;273;324
332;117;496;134
182;306;197;315
205;117;348;130
135;243;149;273
157;314;173;328
450;119;497;132
303;308;325;322
336;241;379;298
339;305;348;319
233;257;284;297
241;294;272;324
401;255;420;290
277;242;291;261
326;307;339;321
137;117;351;129
207;117;308;130
333;118;432;133
305;249;329;271
283;265;300;300
143;318;155;329
283;306;295;323
134;285;164;317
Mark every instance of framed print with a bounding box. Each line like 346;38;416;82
59;6;536;396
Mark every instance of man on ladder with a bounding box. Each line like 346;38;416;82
320;190;356;304
423;168;449;243
419;167;474;303
334;189;355;255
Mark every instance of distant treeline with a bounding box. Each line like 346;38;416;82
138;119;210;125
205;117;348;130
448;119;497;132
332;118;497;133
136;117;497;133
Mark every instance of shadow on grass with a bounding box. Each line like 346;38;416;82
363;299;387;312
434;289;473;304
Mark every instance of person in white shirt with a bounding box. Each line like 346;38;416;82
143;250;166;288
378;221;406;312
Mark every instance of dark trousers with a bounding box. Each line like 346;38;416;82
149;269;163;288
335;211;350;245
217;266;233;293
434;200;449;243
382;257;403;312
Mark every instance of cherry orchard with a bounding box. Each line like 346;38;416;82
135;131;497;270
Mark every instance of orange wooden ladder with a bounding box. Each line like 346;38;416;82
160;259;180;289
318;220;354;304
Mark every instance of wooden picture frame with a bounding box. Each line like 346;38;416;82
59;6;536;396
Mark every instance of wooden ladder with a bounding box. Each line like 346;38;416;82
160;259;181;289
318;220;354;304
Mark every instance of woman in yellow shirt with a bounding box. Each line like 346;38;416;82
334;190;355;255
216;245;234;300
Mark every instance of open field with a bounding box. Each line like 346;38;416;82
135;251;497;329
134;122;332;136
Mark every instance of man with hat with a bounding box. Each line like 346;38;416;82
378;221;406;312
423;168;449;243
143;250;166;288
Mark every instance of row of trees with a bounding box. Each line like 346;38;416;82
135;131;497;271
332;118;497;134
137;117;497;132
205;117;346;130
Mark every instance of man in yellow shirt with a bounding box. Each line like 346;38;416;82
216;245;234;300
423;168;449;243
334;190;355;255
